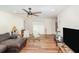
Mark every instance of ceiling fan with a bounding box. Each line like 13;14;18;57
22;8;42;16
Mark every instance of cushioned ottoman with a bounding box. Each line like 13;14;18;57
0;45;7;53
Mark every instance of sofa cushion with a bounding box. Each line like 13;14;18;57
0;33;10;42
0;45;7;53
0;38;26;48
10;32;17;39
10;34;17;39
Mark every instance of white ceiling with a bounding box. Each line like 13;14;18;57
0;5;69;18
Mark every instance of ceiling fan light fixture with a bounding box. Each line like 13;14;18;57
28;8;32;10
22;7;42;17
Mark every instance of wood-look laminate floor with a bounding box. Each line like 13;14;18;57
20;35;73;53
20;35;64;53
20;35;60;53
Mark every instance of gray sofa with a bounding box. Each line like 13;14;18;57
0;33;27;53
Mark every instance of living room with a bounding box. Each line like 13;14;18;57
0;5;79;53
0;5;59;53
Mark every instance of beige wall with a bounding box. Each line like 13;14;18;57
0;11;24;34
24;17;56;34
58;6;79;37
0;11;56;35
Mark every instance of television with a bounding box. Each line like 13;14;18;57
63;27;79;53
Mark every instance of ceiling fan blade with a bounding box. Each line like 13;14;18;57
33;14;39;16
32;12;42;14
15;13;26;14
22;9;28;13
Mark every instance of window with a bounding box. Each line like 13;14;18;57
33;22;45;37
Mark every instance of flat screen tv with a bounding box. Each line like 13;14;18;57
63;27;79;53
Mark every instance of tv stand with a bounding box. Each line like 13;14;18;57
57;42;74;53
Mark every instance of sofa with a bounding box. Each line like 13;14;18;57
0;33;27;53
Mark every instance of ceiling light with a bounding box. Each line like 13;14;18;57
51;9;55;12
